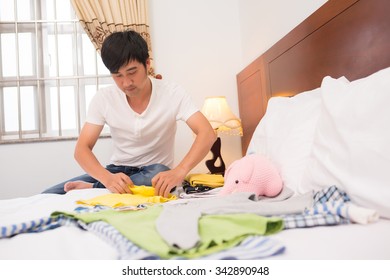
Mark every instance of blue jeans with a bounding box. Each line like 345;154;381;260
42;163;170;194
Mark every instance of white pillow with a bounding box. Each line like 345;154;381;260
300;67;390;218
247;87;323;193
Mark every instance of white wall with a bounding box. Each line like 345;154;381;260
0;0;327;199
0;139;113;198
238;0;328;68
149;0;243;175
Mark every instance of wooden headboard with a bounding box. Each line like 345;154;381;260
237;0;390;155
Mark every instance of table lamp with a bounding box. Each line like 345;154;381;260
201;96;243;175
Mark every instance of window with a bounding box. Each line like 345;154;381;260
0;0;112;143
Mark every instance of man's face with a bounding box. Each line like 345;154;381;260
111;59;150;97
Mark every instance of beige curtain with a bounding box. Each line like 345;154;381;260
71;0;156;76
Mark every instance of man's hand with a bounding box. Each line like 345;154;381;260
152;168;186;197
103;172;133;194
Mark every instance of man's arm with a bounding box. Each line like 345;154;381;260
74;122;132;193
152;111;217;197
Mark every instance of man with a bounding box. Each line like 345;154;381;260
42;30;216;197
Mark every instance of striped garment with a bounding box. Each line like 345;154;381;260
82;221;159;260
85;220;285;260
0;215;285;260
0;185;375;260
0;215;77;238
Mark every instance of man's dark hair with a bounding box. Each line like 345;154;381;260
101;30;149;73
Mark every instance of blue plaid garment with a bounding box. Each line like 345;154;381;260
282;213;349;229
281;186;352;229
312;185;351;205
306;185;352;219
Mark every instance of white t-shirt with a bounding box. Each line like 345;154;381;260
86;78;199;168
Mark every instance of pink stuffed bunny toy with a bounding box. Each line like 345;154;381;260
218;154;283;197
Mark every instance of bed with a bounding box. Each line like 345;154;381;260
1;0;390;265
236;0;390;260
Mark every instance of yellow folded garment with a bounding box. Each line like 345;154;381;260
185;173;224;188
76;185;177;208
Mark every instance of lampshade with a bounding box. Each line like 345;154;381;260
201;96;243;136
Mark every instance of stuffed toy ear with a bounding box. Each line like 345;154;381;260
218;159;239;195
233;156;255;184
223;159;237;181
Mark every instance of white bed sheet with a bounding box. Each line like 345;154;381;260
1;189;389;260
270;219;390;260
0;189;118;260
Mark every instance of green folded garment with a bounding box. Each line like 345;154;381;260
52;205;283;259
